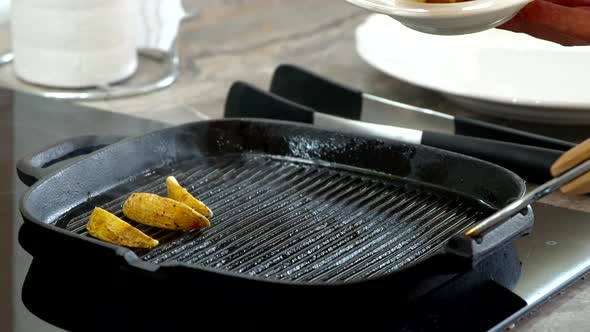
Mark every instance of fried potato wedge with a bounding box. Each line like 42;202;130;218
166;176;213;217
123;193;210;230
87;207;158;248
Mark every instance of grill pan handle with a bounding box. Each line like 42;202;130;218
17;135;126;186
448;206;534;265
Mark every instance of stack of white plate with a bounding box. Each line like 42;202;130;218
355;14;590;124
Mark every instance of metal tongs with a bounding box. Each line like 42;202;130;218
269;64;575;152
225;81;565;184
466;140;590;238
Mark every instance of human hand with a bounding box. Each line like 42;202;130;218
498;0;590;46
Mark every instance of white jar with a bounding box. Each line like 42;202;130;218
10;0;138;88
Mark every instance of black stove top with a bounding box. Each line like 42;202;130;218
0;90;167;332
2;89;590;331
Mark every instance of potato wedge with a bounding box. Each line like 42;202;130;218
86;207;158;248
123;193;210;230
166;176;213;217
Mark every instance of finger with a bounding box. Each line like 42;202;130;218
499;16;589;45
498;15;524;32
499;0;590;45
498;17;589;45
515;21;589;45
543;0;590;7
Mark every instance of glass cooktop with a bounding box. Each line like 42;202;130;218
1;88;589;331
0;90;167;332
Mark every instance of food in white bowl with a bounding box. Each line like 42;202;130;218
346;0;534;35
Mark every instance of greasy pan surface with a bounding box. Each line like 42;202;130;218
19;119;526;286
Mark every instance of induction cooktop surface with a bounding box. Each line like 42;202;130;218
2;89;589;331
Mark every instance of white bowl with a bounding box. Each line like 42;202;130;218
346;0;533;35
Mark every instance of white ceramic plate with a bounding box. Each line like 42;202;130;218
355;14;590;124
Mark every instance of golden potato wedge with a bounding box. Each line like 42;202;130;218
86;207;158;248
166;176;213;217
123;193;210;230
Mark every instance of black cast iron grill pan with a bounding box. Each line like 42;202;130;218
17;119;531;298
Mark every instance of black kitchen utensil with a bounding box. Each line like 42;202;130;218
270;64;575;151
18;119;531;304
225;81;563;183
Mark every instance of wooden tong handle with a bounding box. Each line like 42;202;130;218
550;138;590;194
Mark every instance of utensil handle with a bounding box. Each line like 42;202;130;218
466;139;590;237
17;135;126;186
225;81;315;123
271;63;574;152
466;158;590;238
227;81;564;183
454;116;576;151
270;64;363;120
551;138;590;194
421;132;563;184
